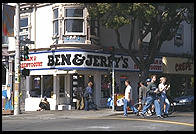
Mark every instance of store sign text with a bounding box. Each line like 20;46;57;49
175;62;192;72
47;54;129;69
20;51;162;72
20;56;43;68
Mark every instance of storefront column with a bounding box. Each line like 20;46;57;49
26;76;30;98
41;75;44;98
56;75;60;105
65;75;71;105
94;72;101;107
53;73;57;110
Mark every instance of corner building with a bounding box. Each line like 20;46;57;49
8;3;164;111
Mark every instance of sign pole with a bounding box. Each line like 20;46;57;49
14;3;20;115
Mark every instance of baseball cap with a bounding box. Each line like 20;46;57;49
146;78;151;82
7;84;10;87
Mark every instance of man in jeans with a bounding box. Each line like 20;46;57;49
140;75;163;119
123;80;138;117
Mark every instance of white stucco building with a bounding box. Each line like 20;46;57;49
4;3;194;111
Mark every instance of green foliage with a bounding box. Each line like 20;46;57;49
85;3;194;80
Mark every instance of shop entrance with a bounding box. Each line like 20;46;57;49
71;74;95;108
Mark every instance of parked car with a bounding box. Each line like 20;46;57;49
173;89;194;111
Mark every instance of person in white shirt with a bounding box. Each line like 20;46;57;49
123;80;138;117
158;77;170;117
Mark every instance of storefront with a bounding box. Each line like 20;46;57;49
162;57;194;98
21;49;163;111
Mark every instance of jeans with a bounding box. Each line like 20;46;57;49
142;96;161;116
84;98;89;111
123;99;138;116
160;93;170;114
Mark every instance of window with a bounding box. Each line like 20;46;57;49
2;36;9;44
20;17;29;41
101;75;111;98
53;8;59;36
64;8;84;34
2;64;6;85
31;76;41;97
174;24;183;47
43;75;53;98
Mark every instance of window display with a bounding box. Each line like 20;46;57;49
101;75;111;98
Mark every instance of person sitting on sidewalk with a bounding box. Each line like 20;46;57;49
37;97;50;111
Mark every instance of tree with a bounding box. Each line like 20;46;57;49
85;3;194;81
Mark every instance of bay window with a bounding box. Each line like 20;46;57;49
53;8;59;36
64;8;84;35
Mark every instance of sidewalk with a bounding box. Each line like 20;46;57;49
2;108;132;120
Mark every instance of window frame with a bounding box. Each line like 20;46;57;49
20;15;30;41
52;8;59;37
63;7;85;35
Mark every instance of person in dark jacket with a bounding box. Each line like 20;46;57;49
74;87;85;110
140;75;163;119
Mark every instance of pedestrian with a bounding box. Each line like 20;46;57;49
137;81;147;112
140;75;163;119
84;82;93;111
37;97;50;111
74;87;85;110
123;80;138;117
158;77;170;117
4;84;13;110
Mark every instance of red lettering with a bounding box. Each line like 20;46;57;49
175;63;192;72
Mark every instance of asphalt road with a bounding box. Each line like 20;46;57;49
2;112;194;131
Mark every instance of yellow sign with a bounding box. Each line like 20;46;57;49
162;57;194;75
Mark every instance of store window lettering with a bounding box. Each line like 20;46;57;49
20;56;42;68
175;62;192;72
47;53;129;69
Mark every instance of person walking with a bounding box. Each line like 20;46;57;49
158;77;170;117
84;82;93;111
74;87;85;110
137;81;147;112
123;80;138;117
140;75;163;119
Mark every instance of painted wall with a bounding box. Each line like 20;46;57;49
99;20;193;55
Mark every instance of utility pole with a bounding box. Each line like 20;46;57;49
110;47;115;112
14;3;20;115
112;59;115;111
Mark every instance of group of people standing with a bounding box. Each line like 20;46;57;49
123;75;170;119
74;81;97;111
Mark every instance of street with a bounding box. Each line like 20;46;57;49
2;111;194;131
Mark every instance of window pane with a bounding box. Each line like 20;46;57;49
66;9;83;17
53;20;58;35
20;18;28;27
53;8;58;19
66;19;83;32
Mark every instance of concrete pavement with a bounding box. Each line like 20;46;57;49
2;108;127;120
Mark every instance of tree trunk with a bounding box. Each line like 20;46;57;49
138;65;150;82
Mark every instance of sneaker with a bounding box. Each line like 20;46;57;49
163;113;168;118
140;113;145;118
157;115;164;119
123;114;128;117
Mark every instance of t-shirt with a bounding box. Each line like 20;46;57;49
139;86;147;100
158;83;166;94
146;82;157;97
125;85;132;100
